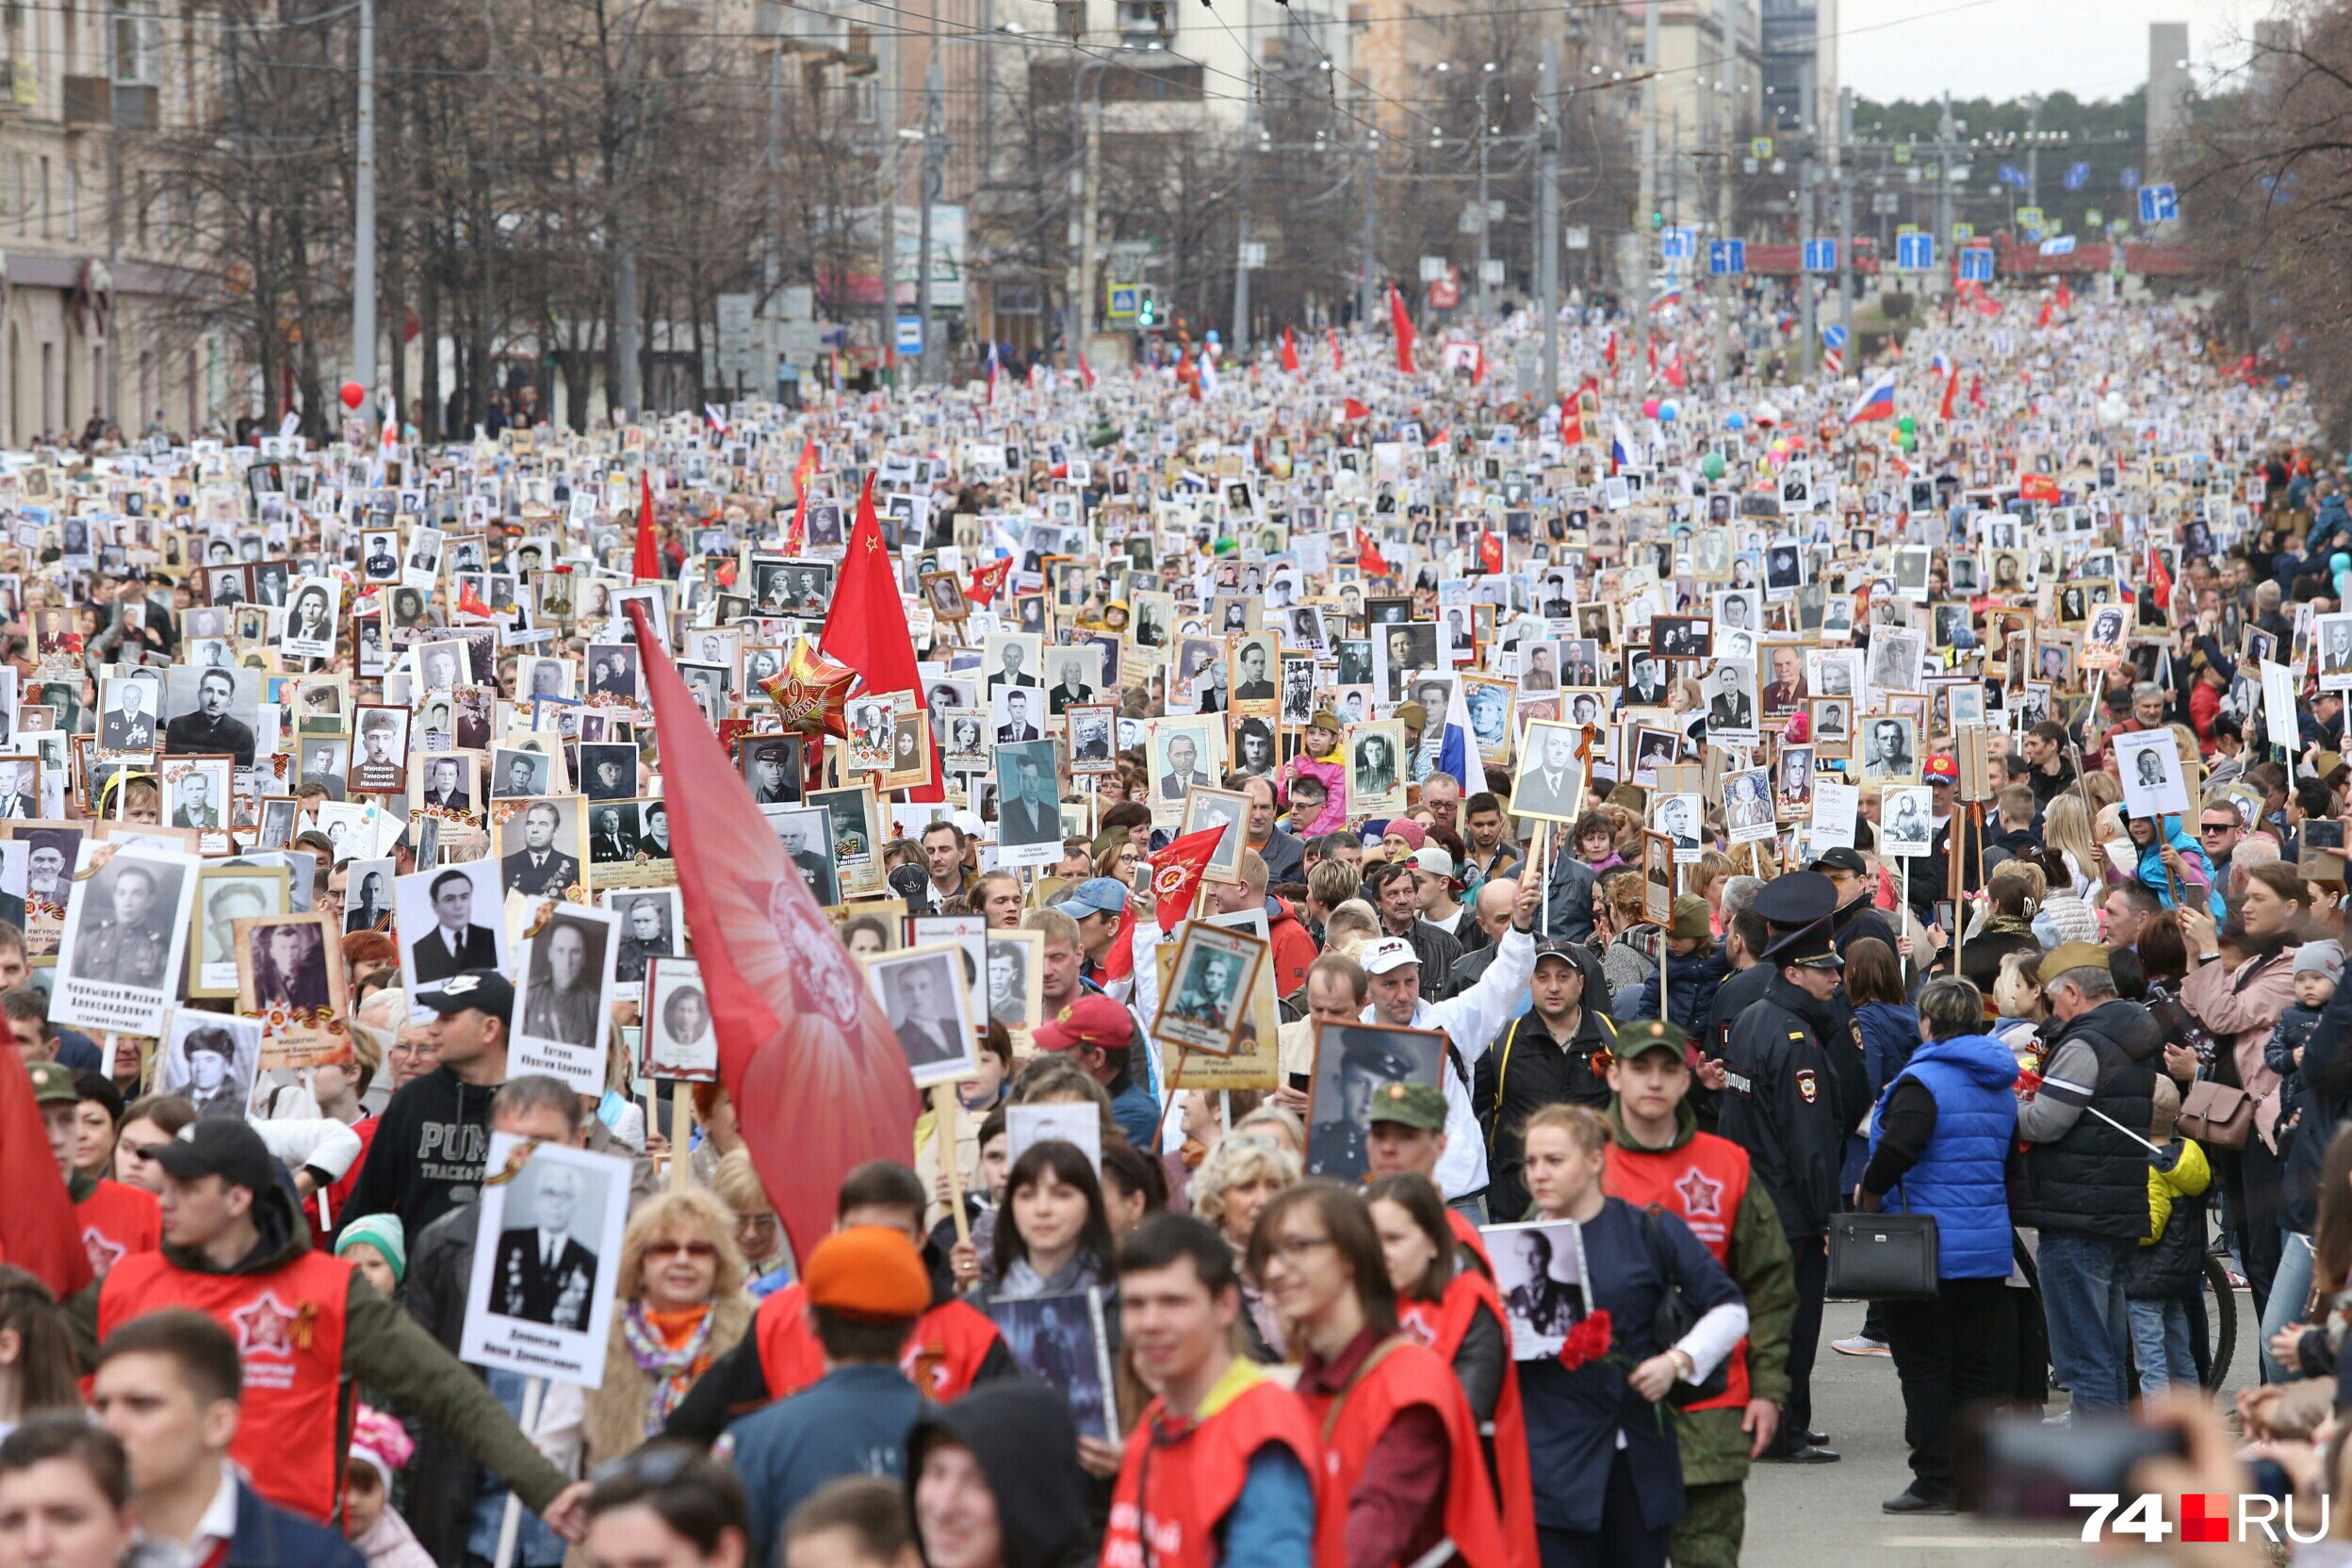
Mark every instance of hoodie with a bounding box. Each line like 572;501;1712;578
906;1383;1093;1568
335;1065;498;1245
1264;896;1318;1000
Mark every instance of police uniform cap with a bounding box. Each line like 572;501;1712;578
1752;870;1839;932
1364;1081;1446;1132
1762;920;1842;970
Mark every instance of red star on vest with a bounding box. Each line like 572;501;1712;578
1674;1166;1723;1220
81;1228;125;1277
233;1292;298;1358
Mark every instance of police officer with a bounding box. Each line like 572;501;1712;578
1716;871;1853;1466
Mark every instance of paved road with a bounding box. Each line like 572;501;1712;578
1743;1293;2261;1567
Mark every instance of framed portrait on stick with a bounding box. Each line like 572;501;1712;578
458;1134;633;1386
1151;921;1267;1061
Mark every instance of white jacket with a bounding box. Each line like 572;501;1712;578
1361;925;1536;1200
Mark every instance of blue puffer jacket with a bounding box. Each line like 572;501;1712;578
1617;950;1730;1037
1870;1031;2020;1280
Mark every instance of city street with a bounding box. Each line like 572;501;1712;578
1748;1298;2262;1566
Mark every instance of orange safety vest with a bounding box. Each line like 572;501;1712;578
753;1283;1002;1402
1396;1275;1537;1568
1102;1377;1319;1568
99;1248;353;1521
1601;1130;1756;1413
75;1181;160;1280
1300;1337;1510;1568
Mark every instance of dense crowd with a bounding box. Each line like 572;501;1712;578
0;278;2336;1568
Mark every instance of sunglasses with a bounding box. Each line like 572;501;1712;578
2199;823;2234;835
645;1240;717;1260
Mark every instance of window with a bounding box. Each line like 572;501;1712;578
38;155;49;238
112;3;157;83
65;161;76;240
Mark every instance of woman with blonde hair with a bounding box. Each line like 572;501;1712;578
2042;793;2104;898
1192;1134;1301;1360
584;1187;756;1463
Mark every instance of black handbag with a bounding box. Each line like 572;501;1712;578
1635;1203;1731;1407
1826;1189;1940;1302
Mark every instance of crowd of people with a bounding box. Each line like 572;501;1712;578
0;273;2340;1568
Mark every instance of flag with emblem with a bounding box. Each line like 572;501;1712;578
822;473;942;802
966;555;1014;607
1355;526;1390;578
1149;825;1228;935
628;600;921;1264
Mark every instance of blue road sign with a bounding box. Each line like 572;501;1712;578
1958;247;1995;283
1897;233;1935;270
1803;238;1838;272
1707;238;1746;275
1821;322;1848;349
2139;184;2179;223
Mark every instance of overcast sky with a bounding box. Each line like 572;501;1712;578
1838;0;2271;104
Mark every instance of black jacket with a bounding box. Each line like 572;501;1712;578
1541;854;1598;944
906;1383;1094;1568
2287;969;2352;1233
334;1067;496;1246
1475;972;1617;1221
2013;998;2161;1239
2122;1145;2209;1299
1718;974;1852;1242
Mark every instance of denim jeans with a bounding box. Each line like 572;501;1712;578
2260;1231;2316;1383
2037;1232;2135;1414
2127;1298;2197;1395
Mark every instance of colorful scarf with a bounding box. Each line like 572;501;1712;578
620;1300;717;1437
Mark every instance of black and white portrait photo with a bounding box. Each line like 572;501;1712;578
863;942;978;1086
767;806;841;905
1881;785;1935;857
643;957;717;1081
2115;728;2194;820
156;1012;262;1123
460;1135;631;1383
513;903;621;1094
396;860;513;993
741;736;803;805
1486;1220;1590;1358
54;843;198;1037
993;740;1064;863
1304;1021;1446;1182
1152;923;1266;1058
1862;716;1919;783
609;889;683;988
1510;722;1587;824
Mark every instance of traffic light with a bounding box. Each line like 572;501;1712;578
1137;290;1157;328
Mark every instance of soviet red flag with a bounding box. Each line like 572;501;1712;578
627;600;923;1264
1150;826;1229;935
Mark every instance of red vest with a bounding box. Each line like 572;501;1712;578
1396;1276;1537;1568
1102;1376;1319;1568
1602;1129;1755;1412
75;1181;160;1280
1300;1337;1510;1568
99;1247;353;1521
753;1284;1002;1402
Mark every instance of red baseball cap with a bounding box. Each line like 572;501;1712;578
1033;994;1135;1054
1923;755;1959;785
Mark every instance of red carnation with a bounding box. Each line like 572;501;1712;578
1558;1309;1614;1373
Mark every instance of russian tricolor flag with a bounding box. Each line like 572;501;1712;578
1610;420;1634;471
1845;369;1896;425
1648;285;1682;314
1432;675;1478;793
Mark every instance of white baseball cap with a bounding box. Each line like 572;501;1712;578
1363;937;1421;975
1410;846;1454;880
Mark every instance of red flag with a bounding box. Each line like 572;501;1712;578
1939;369;1959;422
1559;401;1583;445
785;439;819;552
631;470;659;583
1469;345;1485;387
1478;529;1502;574
1661;348;1685;390
821;474;943;803
1281;328;1300;375
2035;298;2054;330
2056;275;2073;313
1330;327;1343;372
1972;291;2003;318
1098;897;1137;983
456;580;492;619
0;1047;91;1300
1342;397;1371;422
1356;526;1390;578
624;600;921;1266
2148;546;2175;616
1077;353;1096;392
1968;371;1984;409
1150;826;1228;935
966;556;1013;607
1388;284;1416;374
1604;329;1618;372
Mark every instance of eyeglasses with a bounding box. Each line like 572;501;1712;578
1266;1233;1335;1263
645;1240;717;1260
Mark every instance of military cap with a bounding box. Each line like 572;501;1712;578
24;1060;74;1106
1364;1081;1446;1131
2037;941;2113;988
1614;1019;1690;1062
1339;1031;1418;1080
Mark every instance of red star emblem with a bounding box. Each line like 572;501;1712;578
232;1292;298;1358
82;1227;125;1277
1674;1167;1723;1220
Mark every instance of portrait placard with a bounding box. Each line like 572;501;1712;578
457;1135;633;1387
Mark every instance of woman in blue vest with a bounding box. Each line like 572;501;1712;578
1856;975;2020;1516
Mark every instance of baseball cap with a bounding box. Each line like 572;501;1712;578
1032;994;1135;1054
1365;1081;1446;1132
1923;755;1960;786
804;1227;931;1320
1410;846;1454;880
412;971;514;1029
152;1119;278;1195
24;1060;74;1107
1362;937;1421;975
1052;877;1129;921
1806;846;1869;876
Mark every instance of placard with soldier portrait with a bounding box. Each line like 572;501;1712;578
643;956;717;1081
512;902;621;1096
1150;921;1266;1060
459;1135;633;1387
348;705;411;795
54;841;199;1037
235;910;350;1070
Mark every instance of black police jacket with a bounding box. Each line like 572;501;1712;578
1717;973;1851;1243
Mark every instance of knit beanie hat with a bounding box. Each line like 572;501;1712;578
335;1213;408;1285
349;1405;414;1492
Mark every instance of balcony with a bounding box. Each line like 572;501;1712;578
62;74;107;125
0;62;31;114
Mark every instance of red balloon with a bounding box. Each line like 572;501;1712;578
338;381;366;411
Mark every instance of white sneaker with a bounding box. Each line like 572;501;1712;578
1831;1335;1891;1357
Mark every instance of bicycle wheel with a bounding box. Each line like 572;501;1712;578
2201;1254;2238;1391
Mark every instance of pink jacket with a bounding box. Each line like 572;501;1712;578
352;1510;438;1568
2180;945;2299;1147
1282;755;1348;837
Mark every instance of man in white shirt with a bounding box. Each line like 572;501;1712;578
1358;874;1541;1215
